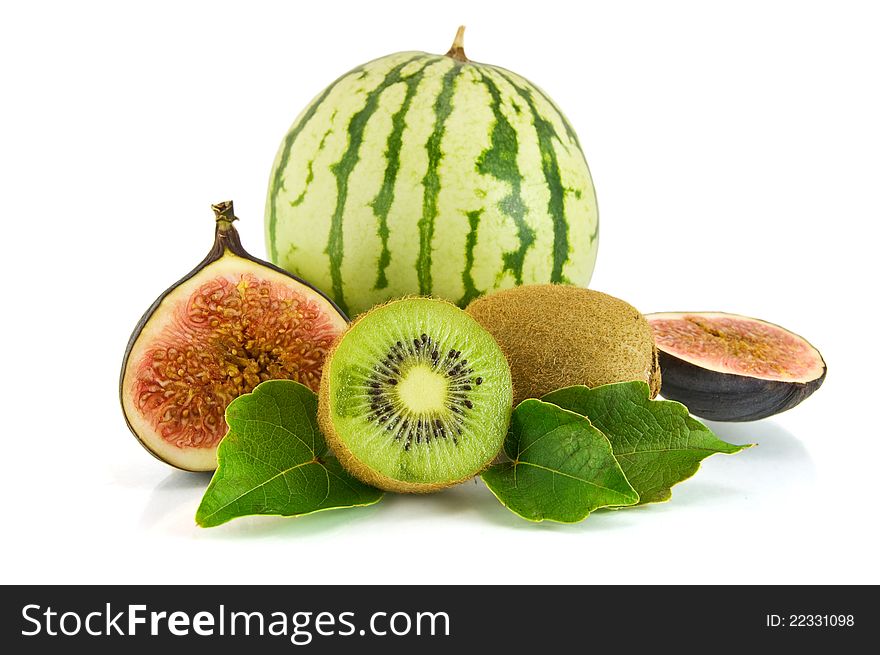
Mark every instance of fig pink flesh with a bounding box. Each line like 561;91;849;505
133;273;341;449
648;313;823;383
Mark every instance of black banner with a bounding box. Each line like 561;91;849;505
1;585;872;652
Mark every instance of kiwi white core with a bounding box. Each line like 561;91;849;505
397;365;449;414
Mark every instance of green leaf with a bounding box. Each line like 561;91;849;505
196;380;382;527
543;381;753;505
481;400;639;523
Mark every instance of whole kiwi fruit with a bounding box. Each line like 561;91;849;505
465;284;661;404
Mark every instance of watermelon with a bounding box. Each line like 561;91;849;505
266;27;598;316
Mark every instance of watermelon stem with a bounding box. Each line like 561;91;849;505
445;25;468;62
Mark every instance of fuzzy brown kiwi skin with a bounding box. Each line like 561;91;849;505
317;297;509;494
466;284;661;405
119;201;348;471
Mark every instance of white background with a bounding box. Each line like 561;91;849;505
2;0;878;585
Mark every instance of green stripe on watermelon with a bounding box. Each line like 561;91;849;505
493;68;571;283
418;60;461;297
459;208;483;306
289;120;335;208
371;59;439;291
497;67;600;248
328;55;431;315
505;66;583;151
476;70;534;286
267;66;365;264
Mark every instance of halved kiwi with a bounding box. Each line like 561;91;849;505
318;298;513;493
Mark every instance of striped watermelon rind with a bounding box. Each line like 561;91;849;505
266;32;598;317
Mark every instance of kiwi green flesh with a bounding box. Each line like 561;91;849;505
322;298;512;491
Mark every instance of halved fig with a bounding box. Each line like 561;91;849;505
646;312;826;422
120;201;348;471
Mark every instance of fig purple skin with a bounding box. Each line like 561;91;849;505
646;312;826;422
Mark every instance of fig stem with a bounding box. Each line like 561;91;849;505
445;25;468;62
211;200;238;233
